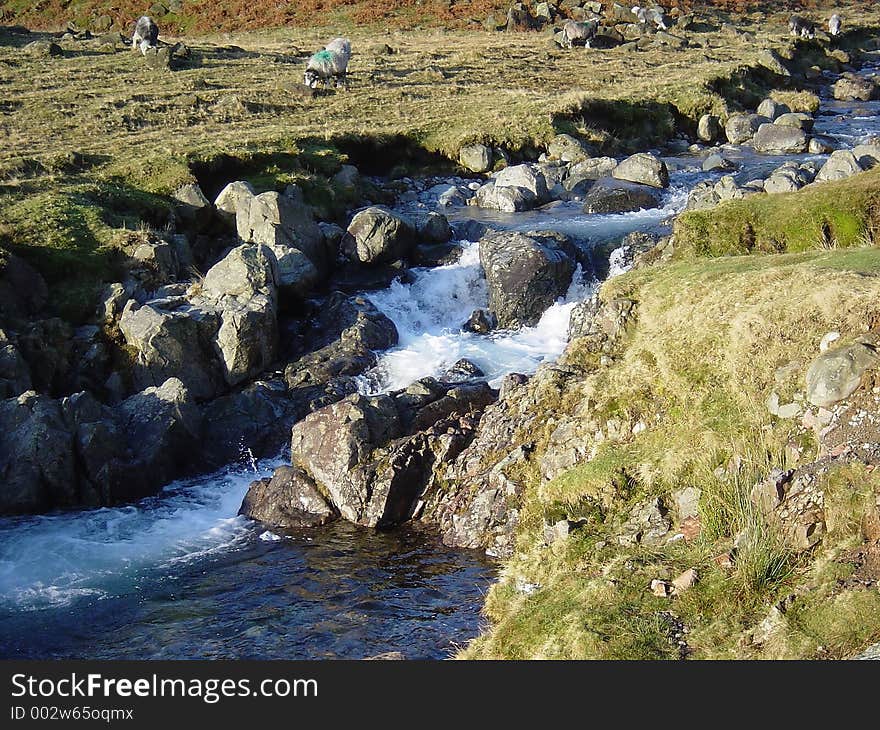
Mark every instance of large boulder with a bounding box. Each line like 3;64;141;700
774;112;813;131
612;153;669;188
725;113;767;144
479;230;576;328
547;134;593;164
239;465;336;528
473;181;537;212
756;98;790;121
492;164;550;201
214;180;256;222
203;243;279;300
236;190;329;275
751;123;808;154
833;74;879;102
697;114;722;143
341;206;416;265
853;143;880;170
459;143;493;173
815;150;864;183
582;177;663;214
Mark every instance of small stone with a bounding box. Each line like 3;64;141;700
714;552;734;570
820;331;840;353
651;579;670;597
671;568;698;594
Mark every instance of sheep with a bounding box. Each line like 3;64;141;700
829;13;842;37
631;6;668;31
789;14;815;39
561;20;598;49
304;37;352;90
132;15;159;53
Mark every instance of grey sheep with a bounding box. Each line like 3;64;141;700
132;15;159;53
304;37;352;89
829;13;842;37
561;20;598;49
631;6;668;31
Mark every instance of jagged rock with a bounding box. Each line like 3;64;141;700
23;40;63;57
672;487;701;521
612;152;669;188
815;150;863;182
239;465;336;528
757;48;790;77
459;143;493;173
442;359;485;383
547;134;593;164
479;230;576;328
697;114;721;143
806;338;880;407
214;180;256;222
833;73;879;101
757;98;790;121
582;177;662;214
617;497;670;546
566;294;636;351
341;206;416;265
725;113;767;144
143;45;172;70
173;183;212;229
752;123;808;154
463;309;497;334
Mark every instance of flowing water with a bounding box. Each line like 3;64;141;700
2;61;879;660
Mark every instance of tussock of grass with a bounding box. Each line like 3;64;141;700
674;169;880;257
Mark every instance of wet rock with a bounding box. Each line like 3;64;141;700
239;465;336;528
725;113;766;144
612;152;669;188
697;114;722;143
442;359;485;383
809;136;838;154
833;73;879;102
806;338;880;407
479;230;576;328
459;143;492;173
815;150;863;183
341;206;416;265
582;177;662;214
463;309;497;334
757;98;790;121
566;157;618;189
752;123;807;154
702;153;735;172
417;212;453;244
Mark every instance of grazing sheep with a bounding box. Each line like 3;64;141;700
561;20;598;49
132;15;159;53
631;6;668;31
789;14;815;39
829;13;842;37
304;37;352;90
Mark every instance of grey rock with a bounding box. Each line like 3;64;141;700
479;230;576;328
757;98;790;121
752;123;808;154
459;144;493;173
833;74;878;101
809;136;838;154
725;113;766;144
815;150;863;183
852;143;880;170
417;212;453;244
214;180;255;221
806;338;880;407
239;465;336;528
702;153;735;172
341;207;416;265
547;133;593;164
473;181;537;212
612;152;669;188
463;309;497;334
582;177;662;214
774;112;813;131
697;114;722;143
493;164;550;200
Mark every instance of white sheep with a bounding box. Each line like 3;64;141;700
632;6;668;31
829;13;842;37
304;37;352;90
132;15;159;53
561;20;598;49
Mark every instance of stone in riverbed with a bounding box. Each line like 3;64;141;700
478;230;576;328
492;164;550;201
751;123;807;154
462;308;497;334
459;143;492;173
612;152;669;188
582;177;662;214
756;98;790;121
774;112;814;131
833;74;879;102
239;465;337;528
546;133;593;164
809;136;837;154
341;206;416;265
852;143;880;170
725;113;767;144
473;181;537;212
697;114;721;143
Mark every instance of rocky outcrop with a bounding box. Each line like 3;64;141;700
239;465;337;528
341;206;416;265
0;377;202;515
479;230;576;328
